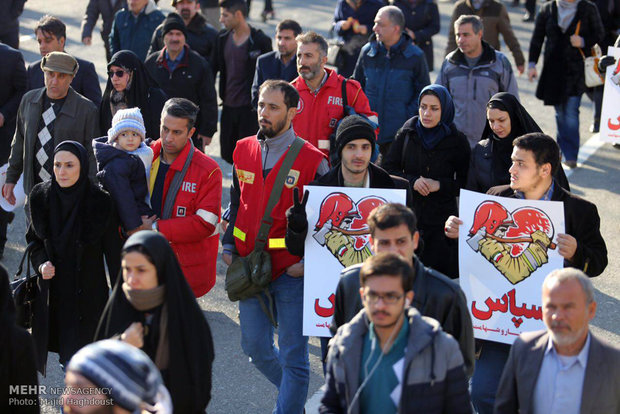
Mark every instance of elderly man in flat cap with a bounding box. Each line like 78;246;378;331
2;51;99;206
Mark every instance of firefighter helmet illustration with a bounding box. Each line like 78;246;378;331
315;192;360;230
313;193;387;268
469;201;515;236
467;202;556;285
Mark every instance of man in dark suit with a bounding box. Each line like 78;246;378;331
27;16;102;107
0;43;26;257
494;268;620;414
250;19;302;108
80;0;127;62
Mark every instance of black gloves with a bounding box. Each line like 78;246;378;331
286;187;309;233
598;55;616;74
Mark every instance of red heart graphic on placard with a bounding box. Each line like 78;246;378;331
504;207;554;257
348;196;387;249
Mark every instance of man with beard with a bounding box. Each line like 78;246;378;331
495;268;619;414
291;31;377;161
214;0;271;164
222;80;328;414
148;0;218;63
145;13;218;150
251;19;302;108
320;252;471;413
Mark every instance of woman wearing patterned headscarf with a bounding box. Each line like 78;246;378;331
100;50;167;139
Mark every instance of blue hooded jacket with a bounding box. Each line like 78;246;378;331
353;33;430;144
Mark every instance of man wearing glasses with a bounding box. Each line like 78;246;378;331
324;203;474;377
320;252;472;413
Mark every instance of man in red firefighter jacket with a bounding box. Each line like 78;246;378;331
291;31;378;159
222;80;328;413
149;98;222;297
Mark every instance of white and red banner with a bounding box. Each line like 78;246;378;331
600;46;620;145
458;189;565;344
303;186;406;337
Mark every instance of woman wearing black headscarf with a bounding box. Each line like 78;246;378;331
100;50;167;138
27;141;122;374
384;84;471;278
96;231;214;414
0;265;39;413
467;92;570;193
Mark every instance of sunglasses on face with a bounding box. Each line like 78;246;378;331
107;70;127;78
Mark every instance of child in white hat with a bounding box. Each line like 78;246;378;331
93;107;155;234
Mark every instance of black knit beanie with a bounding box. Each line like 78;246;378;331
335;115;376;158
162;12;187;38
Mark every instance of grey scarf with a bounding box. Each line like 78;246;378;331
557;0;580;33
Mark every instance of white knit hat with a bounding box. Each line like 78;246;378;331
107;107;146;142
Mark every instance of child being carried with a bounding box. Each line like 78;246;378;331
93;107;156;235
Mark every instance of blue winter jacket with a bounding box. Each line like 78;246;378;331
109;0;165;61
353;33;430;144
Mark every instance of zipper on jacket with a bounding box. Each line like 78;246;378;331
473;79;477;100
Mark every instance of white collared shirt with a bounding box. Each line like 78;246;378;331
532;333;591;414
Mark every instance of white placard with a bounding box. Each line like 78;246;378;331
0;164;25;212
303;186;406;337
600;46;620;144
458;189;565;344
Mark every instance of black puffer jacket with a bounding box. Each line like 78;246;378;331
530;0;604;105
330;257;475;377
93;137;154;231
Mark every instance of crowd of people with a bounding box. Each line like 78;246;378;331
0;0;618;413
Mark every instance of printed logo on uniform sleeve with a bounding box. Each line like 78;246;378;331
237;169;255;184
296;98;304;114
285;169;300;188
176;206;186;217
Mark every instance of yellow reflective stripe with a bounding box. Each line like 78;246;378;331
149;156;160;195
233;226;246;242
268;238;286;249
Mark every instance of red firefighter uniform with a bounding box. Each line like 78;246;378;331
291;68;378;157
232;136;325;279
149;139;222;297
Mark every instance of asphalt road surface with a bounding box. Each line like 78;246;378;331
4;0;618;413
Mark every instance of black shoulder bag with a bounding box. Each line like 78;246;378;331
225;137;305;325
11;241;39;329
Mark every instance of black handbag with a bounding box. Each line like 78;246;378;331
10;241;39;329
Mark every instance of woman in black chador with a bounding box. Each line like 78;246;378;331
96;231;215;414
